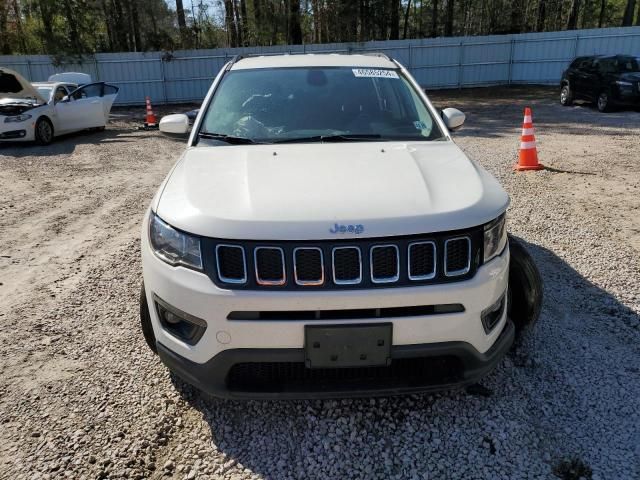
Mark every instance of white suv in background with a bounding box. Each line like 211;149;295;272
140;53;542;399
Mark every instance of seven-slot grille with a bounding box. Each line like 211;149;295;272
294;248;324;285
408;241;436;280
254;247;286;285
444;237;471;276
370;245;399;283
206;229;481;290
332;247;362;284
215;245;247;283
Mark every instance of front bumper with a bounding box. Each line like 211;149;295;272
159;319;515;399
0;121;35;141
142;213;511;398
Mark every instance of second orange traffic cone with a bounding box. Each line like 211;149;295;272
514;107;543;171
144;96;158;128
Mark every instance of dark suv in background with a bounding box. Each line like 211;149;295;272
560;55;640;112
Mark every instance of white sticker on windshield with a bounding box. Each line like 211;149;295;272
352;68;399;79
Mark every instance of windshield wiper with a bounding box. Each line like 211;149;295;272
273;134;382;144
198;132;261;144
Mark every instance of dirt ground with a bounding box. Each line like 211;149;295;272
430;86;640;255
0;86;639;479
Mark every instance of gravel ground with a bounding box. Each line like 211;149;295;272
0;86;639;480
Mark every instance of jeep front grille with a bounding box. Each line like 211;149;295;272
332;247;362;284
215;245;247;283
408;241;436;280
254;247;286;285
206;229;481;290
370;245;399;283
444;237;471;276
293;247;324;285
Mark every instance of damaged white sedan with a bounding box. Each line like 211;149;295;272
0;68;119;145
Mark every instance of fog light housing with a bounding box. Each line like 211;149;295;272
153;294;207;345
481;292;507;334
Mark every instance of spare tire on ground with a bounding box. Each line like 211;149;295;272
507;235;543;336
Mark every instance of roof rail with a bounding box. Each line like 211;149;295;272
223;51;395;66
225;54;243;70
352;51;392;61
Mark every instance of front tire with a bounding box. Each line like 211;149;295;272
140;282;158;353
560;84;573;106
507;235;543;336
34;117;54;145
597;91;612;112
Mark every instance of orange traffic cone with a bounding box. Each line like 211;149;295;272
514;107;544;171
144;96;158;128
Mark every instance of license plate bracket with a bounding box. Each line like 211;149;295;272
304;323;392;368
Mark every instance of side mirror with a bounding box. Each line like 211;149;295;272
441;108;465;131
159;114;190;135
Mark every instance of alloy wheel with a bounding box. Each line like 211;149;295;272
38;121;52;143
598;93;608;112
560;87;568;104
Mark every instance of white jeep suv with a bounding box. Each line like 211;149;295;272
140;53;540;399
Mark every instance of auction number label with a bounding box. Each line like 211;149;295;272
352;69;399;79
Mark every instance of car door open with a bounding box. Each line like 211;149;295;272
68;82;120;128
99;84;119;122
53;85;83;133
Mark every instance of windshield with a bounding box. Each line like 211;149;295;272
199;67;444;143
618;57;640;72
36;86;53;99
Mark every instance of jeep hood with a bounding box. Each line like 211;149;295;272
156;142;509;240
0;67;46;104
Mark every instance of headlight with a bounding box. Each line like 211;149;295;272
483;214;507;263
4;114;32;123
149;213;202;270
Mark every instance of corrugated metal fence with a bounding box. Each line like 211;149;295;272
1;26;639;105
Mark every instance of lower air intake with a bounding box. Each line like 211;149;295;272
227;356;464;393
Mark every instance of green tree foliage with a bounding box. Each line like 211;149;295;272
0;0;637;55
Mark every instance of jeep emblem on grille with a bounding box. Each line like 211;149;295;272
330;223;364;234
